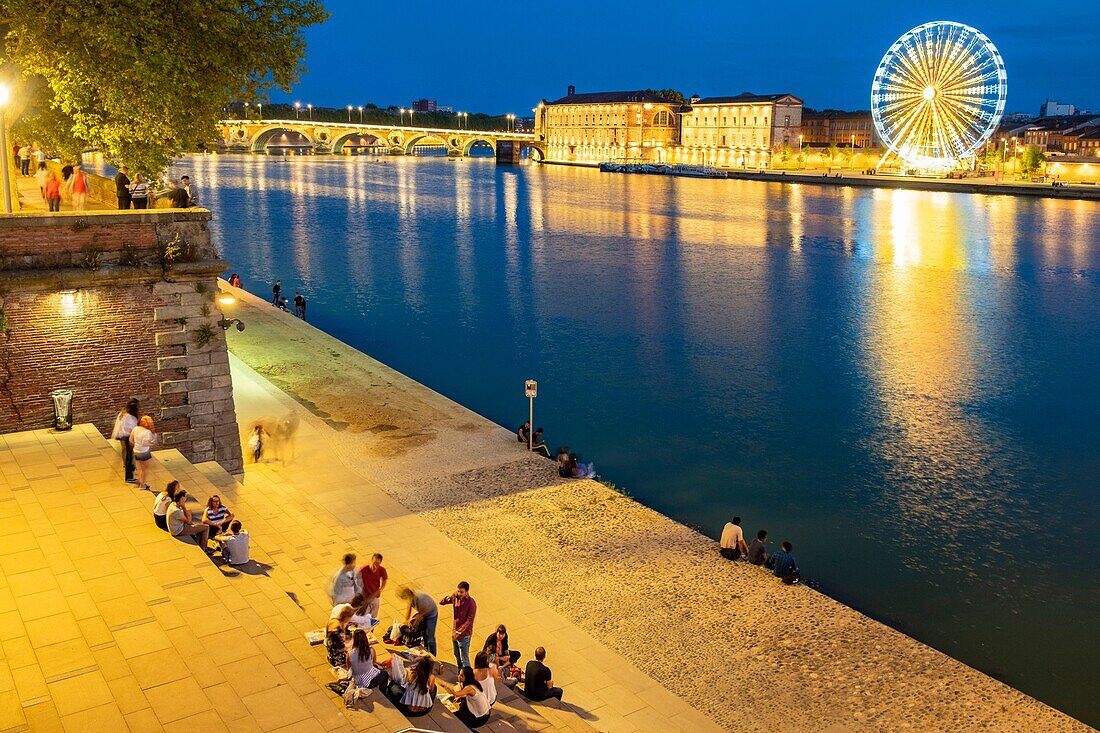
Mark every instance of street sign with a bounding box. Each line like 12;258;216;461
525;380;537;398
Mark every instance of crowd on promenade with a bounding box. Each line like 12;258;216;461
111;399;251;565
324;553;565;727
11;141;200;212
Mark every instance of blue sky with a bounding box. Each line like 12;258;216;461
277;0;1099;116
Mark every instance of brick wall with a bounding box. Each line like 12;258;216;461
0;209;243;474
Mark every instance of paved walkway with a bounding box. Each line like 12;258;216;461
6;167;111;213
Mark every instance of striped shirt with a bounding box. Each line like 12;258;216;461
769;550;799;579
205;505;229;525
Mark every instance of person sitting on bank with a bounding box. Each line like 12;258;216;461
386;653;436;716
557;447;573;477
152;481;178;531
530;427;551;458
167;489;212;554
448;666;491;728
766;541;800;584
568;452;596;479
720;516;749;561
747;529;769;565
202;495;234;537
483;624;521;668
215;520;250;565
523;646;564;702
517;421;531;445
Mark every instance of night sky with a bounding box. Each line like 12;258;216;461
275;0;1098;117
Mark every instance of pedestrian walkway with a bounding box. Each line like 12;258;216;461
5;162;110;213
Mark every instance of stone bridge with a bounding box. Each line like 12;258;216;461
217;119;544;160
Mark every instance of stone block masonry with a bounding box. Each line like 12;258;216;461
0;209;243;474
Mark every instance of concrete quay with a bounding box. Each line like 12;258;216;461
216;281;1093;733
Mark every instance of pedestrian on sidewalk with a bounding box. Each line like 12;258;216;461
128;415;157;490
440;581;477;669
129;174;149;209
18;145;30;176
43;172;61;211
35;162;48;198
115;166;132;209
110;398;140;483
359;553;388;619
69;164;88;210
247;424;265;462
331;553;363;604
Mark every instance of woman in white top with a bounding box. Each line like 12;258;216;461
110;398;140;483
387;653;435;716
472;651;500;707
152;480;179;531
450;666;490;728
344;629;388;707
128;415;157;490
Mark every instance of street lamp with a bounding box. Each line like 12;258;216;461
347;105;352;123
409;109;414;126
506;113;515;132
307;103;312;120
0;83;11;213
294;102;301;120
851;133;856;169
358;106;364;124
399;108;406;125
257;102;262;120
243;101;249;119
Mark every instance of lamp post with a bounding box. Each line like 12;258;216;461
307;103;312;120
506;113;515;132
399;108;406;125
409;109;414;126
294;102;301;120
0;83;11;213
243;102;249;119
257;102;262;120
347;105;352;123
851;133;856;169
358;106;364;124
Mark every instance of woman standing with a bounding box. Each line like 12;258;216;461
110;398;140;483
35;162;49;199
70;164;89;210
43;172;61;212
128;416;157;490
130;174;149;209
202;495;234;537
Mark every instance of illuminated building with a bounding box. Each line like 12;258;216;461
801;109;879;148
674;93;803;167
534;86;682;164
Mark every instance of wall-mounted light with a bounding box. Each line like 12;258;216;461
217;316;245;332
59;288;77;306
217;293;236;306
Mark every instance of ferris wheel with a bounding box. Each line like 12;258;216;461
871;21;1007;170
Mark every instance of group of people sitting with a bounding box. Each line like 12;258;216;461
151;480;250;564
324;561;564;728
719;516;800;584
515;422;597;479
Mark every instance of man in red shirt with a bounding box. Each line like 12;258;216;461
440;580;477;668
359;553;388;618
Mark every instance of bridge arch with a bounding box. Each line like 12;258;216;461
331;130;389;154
403;133;449;155
522;143;546;162
250;125;316;153
461;137;498;156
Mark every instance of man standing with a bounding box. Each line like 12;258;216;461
180;175;197;207
331;553;362;604
114;166;132;210
747;529;769;565
18;144;31;176
272;280;282;306
523;646;564;701
719;516;749;561
293;292;305;319
440;581;477;668
358;552;388;619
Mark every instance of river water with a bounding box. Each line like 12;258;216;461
178;154;1100;726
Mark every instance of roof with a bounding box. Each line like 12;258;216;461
693;92;802;105
545;90;680;106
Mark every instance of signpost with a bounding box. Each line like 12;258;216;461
524;379;537;451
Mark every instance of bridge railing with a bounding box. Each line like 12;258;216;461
218;119;536;138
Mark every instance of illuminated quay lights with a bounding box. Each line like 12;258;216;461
871;21;1007;172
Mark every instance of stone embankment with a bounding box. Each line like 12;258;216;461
219;280;1092;732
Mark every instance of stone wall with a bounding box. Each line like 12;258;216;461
0;209;243;473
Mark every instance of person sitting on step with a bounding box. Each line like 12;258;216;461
448;665;491;728
386;652;436;716
215;520;250;565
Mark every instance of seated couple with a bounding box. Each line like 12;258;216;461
557;447;595;479
517;421;551;458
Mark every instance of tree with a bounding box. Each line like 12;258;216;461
1020;144;1045;174
1;0;328;173
644;89;685;104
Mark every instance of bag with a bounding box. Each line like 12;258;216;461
327;679;350;696
111;413;123;440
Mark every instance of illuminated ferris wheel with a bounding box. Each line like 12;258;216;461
871;21;1007;170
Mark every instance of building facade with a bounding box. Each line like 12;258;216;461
801;109;878;148
535;87;683;163
411;99;437;112
674;93;802;166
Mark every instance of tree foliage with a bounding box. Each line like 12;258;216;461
644;89;685;104
1020;144;1045;174
0;0;328;173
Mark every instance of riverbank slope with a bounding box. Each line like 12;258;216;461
219;281;1091;732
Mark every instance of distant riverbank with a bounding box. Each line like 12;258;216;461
541;159;1100;200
